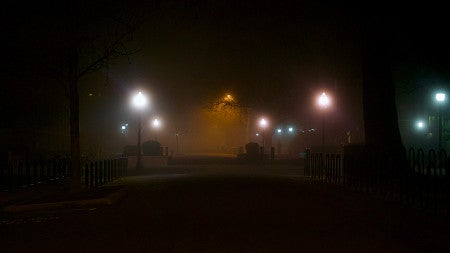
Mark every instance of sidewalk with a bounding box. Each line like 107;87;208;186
0;179;127;213
2;166;450;252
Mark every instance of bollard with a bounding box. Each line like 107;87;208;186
447;156;450;218
8;163;14;191
94;162;99;187
89;162;94;189
0;164;3;191
39;160;45;184
84;163;89;189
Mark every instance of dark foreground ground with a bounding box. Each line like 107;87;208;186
1;163;450;252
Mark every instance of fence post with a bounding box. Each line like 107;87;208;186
113;159;117;179
304;149;310;177
447;155;450;218
324;154;330;184
124;157;128;176
337;155;342;184
101;161;105;186
8;162;15;191
89;162;94;189
110;159;113;181
25;161;31;187
0;163;3;191
405;148;416;206
94;161;99;187
107;160;111;182
84;163;89;189
39;160;45;184
46;160;51;182
66;158;70;177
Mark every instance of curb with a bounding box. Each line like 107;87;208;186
3;188;128;213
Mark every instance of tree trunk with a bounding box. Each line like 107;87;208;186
361;18;405;154
69;49;82;193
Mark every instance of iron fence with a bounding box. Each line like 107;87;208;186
0;157;128;192
304;148;450;218
83;158;128;189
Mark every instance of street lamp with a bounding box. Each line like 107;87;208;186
120;123;128;135
259;118;268;151
288;127;294;134
132;91;148;170
152;117;161;141
435;92;446;150
224;94;234;102
415;120;425;131
273;126;295;155
317;92;331;153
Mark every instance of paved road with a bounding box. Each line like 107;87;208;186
1;164;450;252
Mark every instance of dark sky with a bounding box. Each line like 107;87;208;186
112;1;363;120
2;1;450;153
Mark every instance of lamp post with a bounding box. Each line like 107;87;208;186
120;123;128;136
175;132;180;153
317;92;331;153
132;91;147;170
435;92;446;150
152;117;161;141
259;118;268;153
275;128;282;155
415;120;425;131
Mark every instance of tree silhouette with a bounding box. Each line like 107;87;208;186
63;4;144;192
7;3;145;192
360;9;406;164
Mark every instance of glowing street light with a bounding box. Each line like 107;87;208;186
132;91;148;170
436;93;446;103
151;117;162;141
224;94;234;102
259;118;268;128
120;123;129;135
152;118;161;128
318;92;331;109
416;120;425;130
259;118;268;151
317;92;331;153
132;91;147;109
435;92;447;150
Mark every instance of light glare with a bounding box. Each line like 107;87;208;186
259;118;268;128
224;94;234;102
435;93;446;102
318;92;330;108
416;121;424;129
132;91;147;109
152;118;161;128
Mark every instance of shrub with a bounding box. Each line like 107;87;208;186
142;140;161;156
245;142;260;156
123;145;137;156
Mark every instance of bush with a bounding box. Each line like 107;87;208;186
123;145;137;156
245;142;260;156
142;140;161;156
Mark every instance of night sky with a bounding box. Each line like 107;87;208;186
2;1;450;156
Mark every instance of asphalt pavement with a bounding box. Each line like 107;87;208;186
1;163;450;252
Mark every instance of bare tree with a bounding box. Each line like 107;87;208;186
40;3;144;192
207;93;254;143
360;10;407;165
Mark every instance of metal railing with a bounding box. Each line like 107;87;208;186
304;148;450;218
0;157;128;192
83;158;128;189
